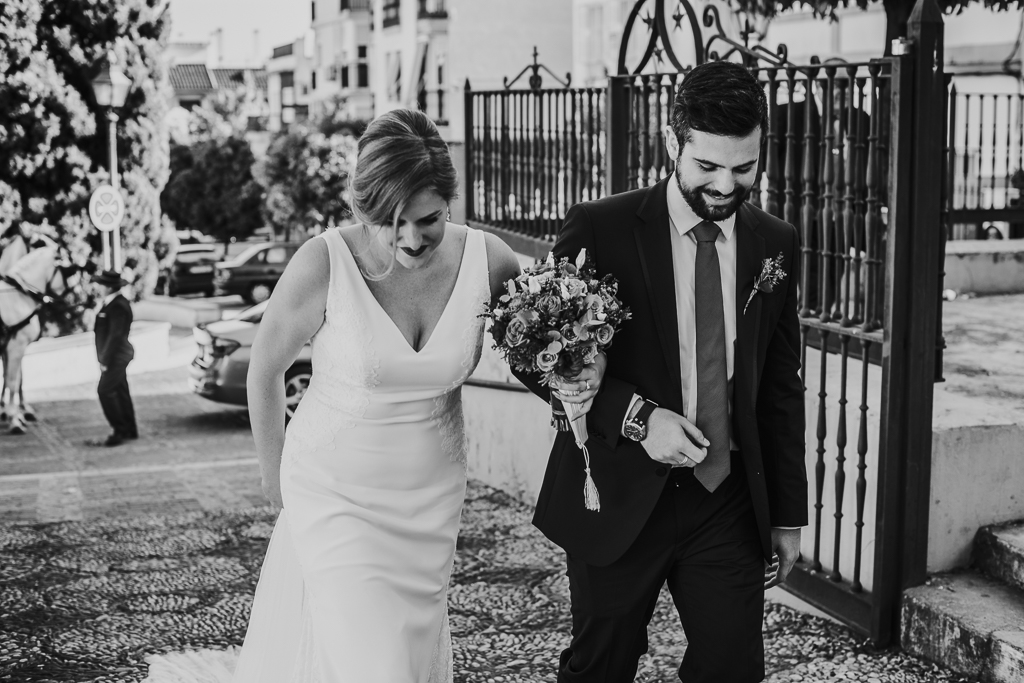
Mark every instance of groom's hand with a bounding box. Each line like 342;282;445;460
642;408;709;467
550;352;606;417
764;528;801;589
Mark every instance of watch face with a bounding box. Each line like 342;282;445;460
624;421;646;442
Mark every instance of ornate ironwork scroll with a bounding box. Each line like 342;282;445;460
702;5;790;67
616;0;792;75
617;0;704;74
504;46;571;90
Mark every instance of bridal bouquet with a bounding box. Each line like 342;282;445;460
483;248;631;511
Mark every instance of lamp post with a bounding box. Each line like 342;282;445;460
90;55;132;272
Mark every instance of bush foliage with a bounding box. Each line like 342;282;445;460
0;0;173;333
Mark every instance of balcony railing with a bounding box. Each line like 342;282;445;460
271;44;294;59
340;0;371;10
418;0;447;19
382;1;400;27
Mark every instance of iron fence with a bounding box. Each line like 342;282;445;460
948;89;1024;238
465;85;605;249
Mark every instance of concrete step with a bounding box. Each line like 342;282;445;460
977;522;1024;594
902;572;1024;683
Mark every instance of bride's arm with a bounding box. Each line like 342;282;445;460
247;238;330;507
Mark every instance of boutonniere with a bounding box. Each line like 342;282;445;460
744;252;787;315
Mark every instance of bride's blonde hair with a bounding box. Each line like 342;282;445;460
351;109;459;280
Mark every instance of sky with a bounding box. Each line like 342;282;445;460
166;0;311;67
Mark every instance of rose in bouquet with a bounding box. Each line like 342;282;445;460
483;248;631;510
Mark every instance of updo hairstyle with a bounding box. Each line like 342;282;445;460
350;109;458;279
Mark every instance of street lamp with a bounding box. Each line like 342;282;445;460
90;54;131;272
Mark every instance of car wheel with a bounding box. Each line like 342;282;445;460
284;365;311;422
248;283;272;304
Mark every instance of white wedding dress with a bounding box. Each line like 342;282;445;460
231;227;490;682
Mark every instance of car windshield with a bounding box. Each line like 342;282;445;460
177;250;218;263
234;301;268;323
224;244;269;265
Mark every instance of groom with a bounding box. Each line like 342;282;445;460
514;61;806;682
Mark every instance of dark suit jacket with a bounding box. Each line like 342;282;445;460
513;177;807;567
95;295;135;368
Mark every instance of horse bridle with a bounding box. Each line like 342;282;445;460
0;260;88;342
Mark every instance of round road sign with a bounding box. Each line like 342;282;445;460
89;185;125;233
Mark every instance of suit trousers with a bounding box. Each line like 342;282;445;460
558;453;765;683
98;363;137;438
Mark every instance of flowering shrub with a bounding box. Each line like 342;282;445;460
485;249;631;385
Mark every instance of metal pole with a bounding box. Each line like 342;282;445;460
108;111;121;273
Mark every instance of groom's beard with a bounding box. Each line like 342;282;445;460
675;170;751;222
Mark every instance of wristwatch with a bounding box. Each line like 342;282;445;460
624;399;658;442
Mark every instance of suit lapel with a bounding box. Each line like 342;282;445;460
734;203;766;408
632;178;683;405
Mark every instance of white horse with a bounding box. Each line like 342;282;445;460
0;235;81;434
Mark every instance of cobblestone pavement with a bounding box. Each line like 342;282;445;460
0;357;976;682
0;482;975;683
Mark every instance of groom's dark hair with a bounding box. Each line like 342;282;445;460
670;61;768;148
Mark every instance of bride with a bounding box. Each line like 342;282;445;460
232;109;524;682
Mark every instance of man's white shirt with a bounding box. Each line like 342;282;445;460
624;179;738;453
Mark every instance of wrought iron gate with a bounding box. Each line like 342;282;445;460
464;0;947;646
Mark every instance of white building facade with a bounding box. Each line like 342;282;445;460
310;0;375;121
267;37;314;132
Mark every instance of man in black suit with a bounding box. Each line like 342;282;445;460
514;62;807;682
93;270;137;447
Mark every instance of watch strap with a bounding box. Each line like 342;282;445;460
633;399;657;428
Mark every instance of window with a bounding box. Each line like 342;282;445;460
311;0;316;21
312;72;317;90
383;0;400;27
341;65;350;88
357;45;369;88
265;247;288;264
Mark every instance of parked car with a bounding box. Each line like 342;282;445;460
189;301;312;419
176;229;216;245
212;241;303;304
157;244;223;296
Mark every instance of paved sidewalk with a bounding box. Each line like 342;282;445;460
2;329;264;525
0;313;993;682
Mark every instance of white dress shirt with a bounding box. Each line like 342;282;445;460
624;178;739;451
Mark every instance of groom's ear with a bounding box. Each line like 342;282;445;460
664;125;680;161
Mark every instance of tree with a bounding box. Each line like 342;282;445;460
735;0;1022;56
0;0;173;332
161;136;264;250
253;127;357;241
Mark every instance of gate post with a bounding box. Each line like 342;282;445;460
901;0;945;591
606;76;630;195
464;79;475;223
873;0;945;644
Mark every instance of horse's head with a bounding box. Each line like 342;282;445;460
52;255;95;296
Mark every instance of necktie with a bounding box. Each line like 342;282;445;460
692;221;731;492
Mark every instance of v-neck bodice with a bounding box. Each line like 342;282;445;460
281;226;490;467
338;230;471;355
